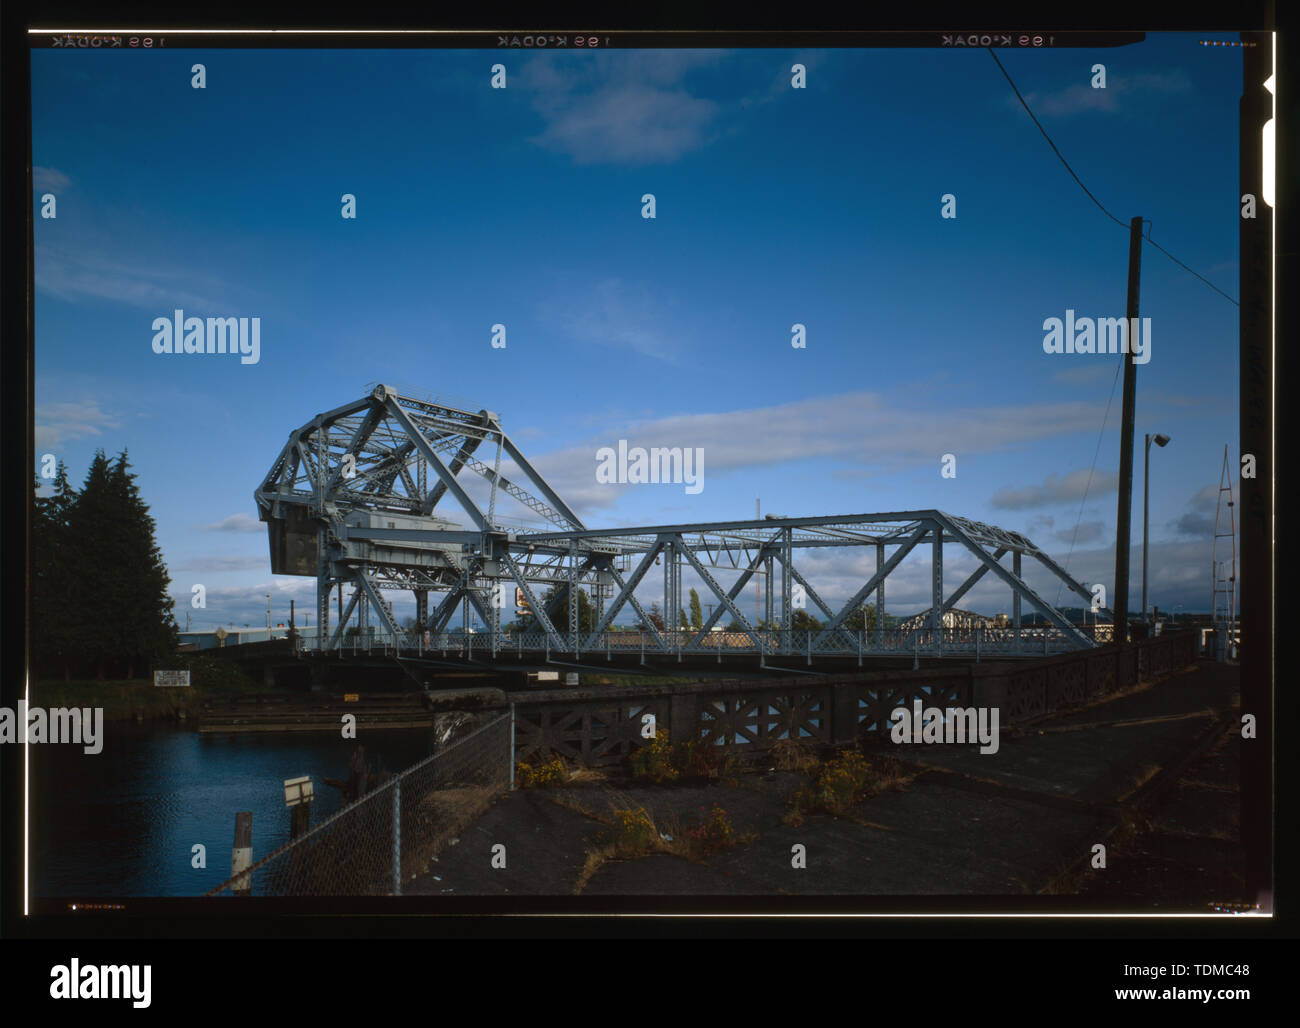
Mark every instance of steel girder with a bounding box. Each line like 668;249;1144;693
257;387;1108;656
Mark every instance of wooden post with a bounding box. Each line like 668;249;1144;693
290;800;311;840
231;812;253;897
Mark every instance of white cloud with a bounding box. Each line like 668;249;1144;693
202;513;264;533
524;51;725;164
33;167;71;192
1055;520;1107;545
34;400;122;451
36;244;232;311
1011;69;1193;118
991;469;1118;510
515;392;1116;517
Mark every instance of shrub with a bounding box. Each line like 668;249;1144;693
771;738;819;773
789;749;878;818
609;806;659;857
630;731;679;783
674;737;737;780
515;755;567;788
686;803;738;857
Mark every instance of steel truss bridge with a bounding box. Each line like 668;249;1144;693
256;385;1114;661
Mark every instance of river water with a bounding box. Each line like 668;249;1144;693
28;723;434;897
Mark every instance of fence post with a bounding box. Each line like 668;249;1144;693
976;626;981;663
508;704;517;791
858;629;863;668
391;778;402;896
231;812;252;897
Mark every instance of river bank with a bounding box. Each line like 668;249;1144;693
32;674;286;723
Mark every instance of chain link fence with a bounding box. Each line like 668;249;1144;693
205;711;512;897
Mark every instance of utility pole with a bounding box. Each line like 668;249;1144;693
1142;433;1170;623
755;498;761;624
1112;215;1143;664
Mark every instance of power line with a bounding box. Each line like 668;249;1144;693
1056;356;1123;608
987;48;1239;307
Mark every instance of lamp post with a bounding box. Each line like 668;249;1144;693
1142;433;1170;623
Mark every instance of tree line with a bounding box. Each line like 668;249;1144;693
32;450;178;681
503;584;890;635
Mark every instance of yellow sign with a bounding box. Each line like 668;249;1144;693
344;693;359;702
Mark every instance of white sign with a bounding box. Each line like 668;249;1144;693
154;670;191;687
283;776;314;807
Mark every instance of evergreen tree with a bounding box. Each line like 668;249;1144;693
688;587;703;630
66;451;116;679
108;451;178;678
32;465;80;678
58;450;177;680
639;602;667;633
45;461;80;678
514;583;595;634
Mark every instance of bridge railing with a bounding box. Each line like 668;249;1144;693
507;629;1200;767
289;624;1112;658
204;712;512;897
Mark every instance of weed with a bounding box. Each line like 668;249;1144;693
515;755;567;788
771;738;819;773
630;732;679;783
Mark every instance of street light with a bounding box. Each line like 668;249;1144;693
1142;433;1171;623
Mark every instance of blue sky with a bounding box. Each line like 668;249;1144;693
32;37;1244;629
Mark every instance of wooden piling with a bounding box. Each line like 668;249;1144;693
231;811;252;896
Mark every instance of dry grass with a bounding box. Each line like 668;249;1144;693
782;749;917;827
574;843;620;894
566;766;610;785
770;739;819;773
572;798;750;894
407;784;498;876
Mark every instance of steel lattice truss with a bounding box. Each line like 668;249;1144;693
255;386;1113;658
